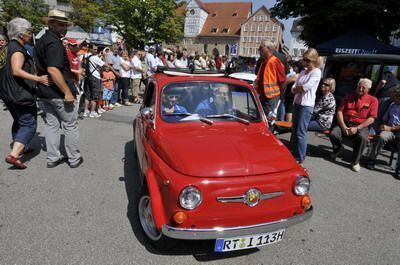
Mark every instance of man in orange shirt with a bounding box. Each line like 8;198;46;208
255;40;286;117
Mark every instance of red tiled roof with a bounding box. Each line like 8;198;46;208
198;1;252;37
195;0;209;13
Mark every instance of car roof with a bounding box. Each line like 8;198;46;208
151;72;254;88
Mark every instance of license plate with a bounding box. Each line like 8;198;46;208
214;229;285;252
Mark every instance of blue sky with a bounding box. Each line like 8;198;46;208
203;0;295;46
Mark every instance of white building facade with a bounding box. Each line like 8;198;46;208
289;19;307;61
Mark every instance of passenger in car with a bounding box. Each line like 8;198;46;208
161;90;188;114
194;84;232;116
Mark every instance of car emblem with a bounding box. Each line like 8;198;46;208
244;188;261;207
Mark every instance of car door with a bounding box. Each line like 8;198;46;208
135;81;157;172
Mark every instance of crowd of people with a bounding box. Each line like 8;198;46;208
0;10;399;180
256;40;400;179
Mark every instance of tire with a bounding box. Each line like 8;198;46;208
136;186;179;250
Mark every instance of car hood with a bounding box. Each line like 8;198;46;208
153;125;296;177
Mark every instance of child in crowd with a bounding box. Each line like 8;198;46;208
102;65;116;111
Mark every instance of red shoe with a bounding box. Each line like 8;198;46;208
5;155;27;169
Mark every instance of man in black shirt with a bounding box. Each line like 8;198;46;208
35;10;83;168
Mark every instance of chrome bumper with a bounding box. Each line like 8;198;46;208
162;206;313;240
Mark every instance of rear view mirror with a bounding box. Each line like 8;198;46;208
141;107;153;120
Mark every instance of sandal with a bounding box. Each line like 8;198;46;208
5;155;27;169
134;98;143;104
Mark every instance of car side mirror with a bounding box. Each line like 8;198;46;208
141;107;153;120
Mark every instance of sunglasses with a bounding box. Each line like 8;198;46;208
167;94;180;100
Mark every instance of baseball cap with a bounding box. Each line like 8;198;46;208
67;38;78;46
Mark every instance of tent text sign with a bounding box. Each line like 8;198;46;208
335;48;377;54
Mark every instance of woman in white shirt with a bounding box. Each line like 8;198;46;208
119;50;133;105
289;48;322;163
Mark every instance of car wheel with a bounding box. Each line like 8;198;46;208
137;187;179;249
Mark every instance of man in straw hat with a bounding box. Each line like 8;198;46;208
34;10;83;168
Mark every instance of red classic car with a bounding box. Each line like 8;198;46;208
133;70;313;252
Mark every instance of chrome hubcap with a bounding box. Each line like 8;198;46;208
138;195;162;241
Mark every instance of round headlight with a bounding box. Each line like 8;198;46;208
293;176;311;196
179;186;202;210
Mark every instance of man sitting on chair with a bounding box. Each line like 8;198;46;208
366;85;400;179
329;78;378;172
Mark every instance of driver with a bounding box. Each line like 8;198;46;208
161;89;188;114
194;83;232;116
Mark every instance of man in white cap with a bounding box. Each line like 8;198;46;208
35;10;83;168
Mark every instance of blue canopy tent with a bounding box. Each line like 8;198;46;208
316;31;400;56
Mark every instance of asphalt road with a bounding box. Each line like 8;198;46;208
1;104;399;265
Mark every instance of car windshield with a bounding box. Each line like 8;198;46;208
160;81;261;123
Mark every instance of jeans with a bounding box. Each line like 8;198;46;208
290;104;313;162
277;98;285;121
308;119;328;132
368;131;400;167
4;100;37;147
119;77;130;102
110;78;119;104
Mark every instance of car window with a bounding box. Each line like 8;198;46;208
143;82;156;109
160;82;261;123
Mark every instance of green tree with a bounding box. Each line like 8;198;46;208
0;0;48;33
70;0;106;32
270;0;400;47
104;0;184;48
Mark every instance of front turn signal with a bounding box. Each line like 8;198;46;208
301;195;312;210
172;211;187;225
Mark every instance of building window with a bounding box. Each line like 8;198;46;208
221;28;229;33
249;47;253;55
300;49;305;56
189;9;195;15
257;36;261;43
271;37;276;43
259;15;263;22
272;24;277;32
242;47;246;55
251;24;255;32
258;24;263;32
265;24;270;32
243;24;248;32
293;48;298;57
211;27;218;33
253;16;257;22
243;36;247;42
265;15;269;21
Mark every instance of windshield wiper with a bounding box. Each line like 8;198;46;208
163;112;214;125
205;114;250;125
